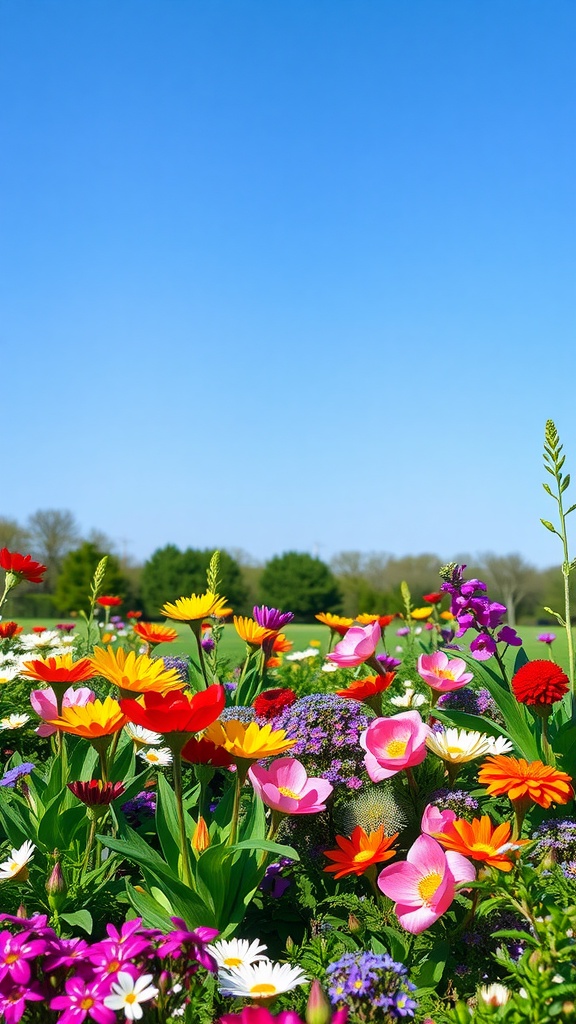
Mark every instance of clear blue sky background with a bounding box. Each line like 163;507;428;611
1;1;575;568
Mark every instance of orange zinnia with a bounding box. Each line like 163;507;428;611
47;697;127;739
432;815;525;872
478;755;574;809
315;612;354;636
336;673;395;701
272;633;293;653
21;654;96;685
324;825;398;878
133;622;179;645
233;616;277;646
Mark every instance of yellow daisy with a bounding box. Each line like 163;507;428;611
410;607;434;620
160;592;232;622
204;720;296;760
91;646;184;696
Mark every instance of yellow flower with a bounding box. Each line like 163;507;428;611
160;592;232;622
315;612;354;635
440;610;455;621
309;639;321;648
204;720;296;760
91;646;184;696
233;616;276;646
411;607;434;620
47;697;126;739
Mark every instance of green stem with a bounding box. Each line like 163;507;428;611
228;769;246;847
172;750;193;887
493;645;510;688
554;455;575;705
98;748;108;785
82;818;98;875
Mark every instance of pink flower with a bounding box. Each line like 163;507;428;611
420;804;456;836
326;621;381;668
378;833;476;934
248;757;333;814
417;652;474;693
360;711;431;781
30;686;95;737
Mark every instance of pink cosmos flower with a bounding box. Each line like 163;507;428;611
378;833;476;934
417;652;474;693
248;757;333;814
360;711;431;781
420;804;456;836
30;686;95;737
326;621;381;668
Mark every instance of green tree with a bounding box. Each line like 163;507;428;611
27;508;80;592
140;546;249;617
258;551;342;622
54;542;130;615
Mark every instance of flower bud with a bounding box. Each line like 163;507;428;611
285;936;295;954
305;979;332;1024
46;861;66;910
347;913;363;935
192;816;210;853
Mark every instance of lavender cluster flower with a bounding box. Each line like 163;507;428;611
437;687;505;726
0;763;35;788
530;817;576;878
121;790;157;827
327;951;417;1020
273;694;373;789
428;788;480;820
161;656;191;685
0;913;218;1024
439;563;522;661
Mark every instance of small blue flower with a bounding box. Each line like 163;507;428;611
0;763;35;787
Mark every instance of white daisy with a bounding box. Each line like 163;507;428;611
321;662;338;673
0;839;35;881
0;666;20;684
104;971;159;1020
479;983;510;1006
488;735;514;755
218;959;307;999
390;685;426;709
125;723;162;747
285;649;319;661
0;714;30;730
211;937;268;972
138;747;173;767
0;653;17;666
426;727;493;764
19;630;62;650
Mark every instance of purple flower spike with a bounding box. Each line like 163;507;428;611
376;654;402;671
0;764;35;788
253;605;294;630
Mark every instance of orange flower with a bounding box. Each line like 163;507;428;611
432;815;526;872
233;616;277;646
91;646;183;695
324;825;398;878
133;622;179;646
47;697;127;739
272;633;292;653
21;654;96;685
315;612;354;636
355;614;397;628
478;755;574;809
336;674;395;701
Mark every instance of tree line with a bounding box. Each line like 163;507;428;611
0;510;571;624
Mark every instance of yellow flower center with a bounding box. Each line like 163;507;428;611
417;871;443;904
432;668;455;680
146;752;160;762
125;994;137;1004
353;850;375;863
470;842;498;856
386;739;408;758
5;954;19;964
223;957;243;967
278;786;301;800
250;983;277;995
80;998;95;1010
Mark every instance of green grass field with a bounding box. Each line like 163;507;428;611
13;619;572;673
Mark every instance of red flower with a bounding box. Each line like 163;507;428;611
0;622;22;639
511;659;570;707
253;687;297;720
423;592;443;604
97;595;122;607
68;780;125;806
377;614;397;627
0;548;47;585
336;673;395;701
120;684;225;734
127;610;142;619
181;736;234;767
32;626;46;634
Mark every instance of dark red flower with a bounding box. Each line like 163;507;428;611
0;622;22;639
253;687;297;720
423;592;443;604
0;548;47;585
68;779;125;805
181;736;234;767
97;595;122;607
120;684;225;734
511;659;570;707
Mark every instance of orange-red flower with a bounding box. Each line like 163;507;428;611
0;548;47;585
324;825;399;878
120;685;225;735
127;610;142;619
233;616;277;646
432;815;526;872
511;660;569;707
21;654;96;686
478;755;574;809
97;595;122;607
336;674;395;702
355;614;397;628
132;622;179;646
423;592;443;604
271;633;293;653
0;622;22;639
315;612;354;635
47;697;126;739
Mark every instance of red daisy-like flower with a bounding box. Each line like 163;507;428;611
0;622;22;639
68;779;125;806
253;687;297;720
423;592;443;604
511;659;570;707
336;673;395;702
97;595;122;607
0;548;47;585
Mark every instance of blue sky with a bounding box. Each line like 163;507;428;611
1;1;575;568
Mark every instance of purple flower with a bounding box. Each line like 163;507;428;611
201;635;215;652
327;951;417;1016
50;976;116;1024
44;936;90;971
157;919;219;972
259;861;292;898
253;605;294;630
469;633;497;661
538;632;557;644
161;656;190;684
0;980;44;1023
497;625;522;646
0;931;46;985
396;627;410;637
376;654;402;671
0;764;35;788
121;791;157;827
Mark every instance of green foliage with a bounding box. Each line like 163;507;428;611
54;542;130;615
140;545;249;616
259;551;342;621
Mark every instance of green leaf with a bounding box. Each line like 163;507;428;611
412;941;450;989
540;519;559;534
155;773;183;873
513;647;530;673
124;883;175;930
565;503;576;516
433;708;511;743
458;661;540;760
59;910;93;934
109;735;135;784
543;606;565;626
561;473;571;492
233;839;299;859
542;483;555;497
